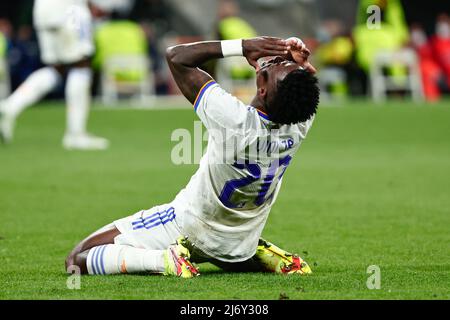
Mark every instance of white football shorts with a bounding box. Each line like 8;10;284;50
36;6;94;65
113;204;184;250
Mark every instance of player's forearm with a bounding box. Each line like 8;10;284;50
166;41;223;68
165;37;289;105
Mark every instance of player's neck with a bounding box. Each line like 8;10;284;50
250;96;267;114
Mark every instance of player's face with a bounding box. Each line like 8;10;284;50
257;56;300;101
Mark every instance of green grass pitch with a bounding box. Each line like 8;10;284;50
0;100;449;300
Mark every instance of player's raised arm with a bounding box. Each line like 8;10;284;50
165;37;289;104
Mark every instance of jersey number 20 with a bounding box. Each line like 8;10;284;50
219;155;292;209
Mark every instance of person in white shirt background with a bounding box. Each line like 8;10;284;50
0;0;109;150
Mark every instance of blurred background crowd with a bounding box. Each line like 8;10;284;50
0;0;449;104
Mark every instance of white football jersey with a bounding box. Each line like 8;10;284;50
34;0;89;28
173;80;315;262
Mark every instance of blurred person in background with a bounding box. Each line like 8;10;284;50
90;0;160;97
139;21;168;95
86;0;167;96
0;19;11;60
410;14;450;101
92;15;148;91
0;0;109;150
7;25;42;91
352;0;409;93
314;19;354;98
430;14;450;92
129;0;171;30
0;19;12;99
129;0;172;94
211;0;258;82
410;24;441;101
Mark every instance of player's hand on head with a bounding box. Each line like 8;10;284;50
243;36;288;70
286;37;305;51
285;37;317;74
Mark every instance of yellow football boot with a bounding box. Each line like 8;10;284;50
255;238;312;275
163;237;200;278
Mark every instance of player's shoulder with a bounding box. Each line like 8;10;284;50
283;114;315;138
196;81;250;118
200;81;244;106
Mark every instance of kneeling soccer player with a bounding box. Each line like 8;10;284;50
66;36;320;277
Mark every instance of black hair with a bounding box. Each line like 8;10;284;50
266;69;320;125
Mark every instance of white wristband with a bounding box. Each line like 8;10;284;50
221;39;243;57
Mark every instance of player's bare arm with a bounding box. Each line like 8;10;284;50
165;37;290;104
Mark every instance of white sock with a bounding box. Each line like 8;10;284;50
86;244;166;275
1;67;60;118
65;68;92;136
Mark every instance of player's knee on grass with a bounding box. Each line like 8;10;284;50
65;248;89;274
211;257;264;273
65;226;120;274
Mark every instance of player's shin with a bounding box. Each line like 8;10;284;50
85;244;165;275
65;68;92;136
1;67;60;119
